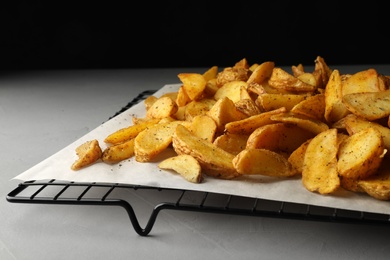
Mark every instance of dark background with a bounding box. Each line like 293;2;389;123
2;1;389;70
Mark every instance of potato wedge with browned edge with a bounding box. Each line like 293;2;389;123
337;127;386;180
225;107;286;135
102;139;135;164
324;69;350;124
358;161;390;200
270;112;329;135
178;73;207;101
302;128;340;194
246;61;275;84
214;80;247;103
207;96;247;133
233;148;297;177
172;124;239;179
134;121;182;162
334;114;390;152
268;67;317;93
104;118;160;145
189;114;217;142
213;133;249;155
158;154;203;183
246;123;315;154
342;89;390;120
71;139;102;170
146;96;178;119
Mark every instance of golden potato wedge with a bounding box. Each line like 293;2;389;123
297;73;317;87
336;114;390;151
358;161;390;200
207;96;248;133
146;96;178;119
302;128;340;194
203;78;219;98
291;93;326;121
216;67;251;87
337;127;386;180
214;80;248;103
172;124;239;179
183;98;216;121
71;139;102;170
268;67;317;93
213;133;249;155
189;114;217;142
239;85;254;100
104;118;160;145
176;86;191;107
342;68;381;95
339;176;364;193
134;121;181;162
234;98;262;117
292;63;305;77
232;148;298;177
342;89;390;120
178;73;207;101
224;107;286;135
324;69;350;124
246;61;275;84
158;116;177;124
158;154;203;183
173;106;186;121
270;112;329;135
311;70;324;90
246;123;315;153
289;132;348;175
234;57;250;69
131;116;150;125
378;74;390;91
202;65;218;81
144;95;158;111
101;139;135;164
257;93;307;111
249;63;259;71
287;138;312;174
314;56;332;88
160;92;178;102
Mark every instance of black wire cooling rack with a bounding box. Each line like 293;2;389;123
6;90;390;236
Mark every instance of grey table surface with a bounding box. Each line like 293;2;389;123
1;65;390;260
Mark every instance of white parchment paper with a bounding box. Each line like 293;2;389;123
12;84;390;215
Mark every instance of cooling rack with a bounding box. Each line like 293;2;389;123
6;90;390;236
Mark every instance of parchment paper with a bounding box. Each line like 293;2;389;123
13;84;390;215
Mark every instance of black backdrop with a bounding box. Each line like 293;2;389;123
2;1;389;70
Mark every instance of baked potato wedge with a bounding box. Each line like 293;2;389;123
233;148;297;177
102;139;135;164
302;128;340;194
134;120;182;162
178;73;207;101
158;154;203;183
246;123;315;154
342;89;390;120
358;161;390;200
172;124;239;179
337;127;386;180
71;139;102;170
